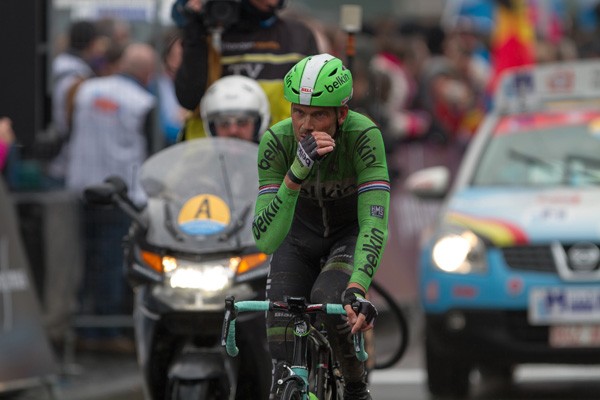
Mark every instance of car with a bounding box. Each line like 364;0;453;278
406;59;600;397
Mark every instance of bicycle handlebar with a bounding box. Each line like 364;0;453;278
221;297;368;362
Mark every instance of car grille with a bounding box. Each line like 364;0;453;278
501;245;556;272
502;243;600;276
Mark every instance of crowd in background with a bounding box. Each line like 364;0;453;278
4;0;600;353
31;1;600;191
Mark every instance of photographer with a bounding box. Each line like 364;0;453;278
173;0;318;140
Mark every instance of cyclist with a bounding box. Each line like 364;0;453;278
199;74;270;142
253;53;390;400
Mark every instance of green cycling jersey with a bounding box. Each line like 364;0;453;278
252;110;390;291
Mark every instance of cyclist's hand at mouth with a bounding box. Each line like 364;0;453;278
342;286;378;334
303;131;335;157
297;130;335;160
288;132;335;186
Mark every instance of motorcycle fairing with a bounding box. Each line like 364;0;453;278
140;138;259;253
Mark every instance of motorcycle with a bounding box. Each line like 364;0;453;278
84;137;272;400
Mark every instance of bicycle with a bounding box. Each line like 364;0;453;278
221;296;368;400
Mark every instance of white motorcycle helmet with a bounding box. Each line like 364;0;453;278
200;75;271;142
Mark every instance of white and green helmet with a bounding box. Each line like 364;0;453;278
284;53;353;107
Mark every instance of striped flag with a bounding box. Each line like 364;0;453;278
487;0;535;94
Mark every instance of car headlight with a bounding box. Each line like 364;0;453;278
163;256;236;292
431;228;487;274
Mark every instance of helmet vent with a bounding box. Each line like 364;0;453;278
285;53;352;106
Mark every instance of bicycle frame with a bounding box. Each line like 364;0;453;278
221;296;367;400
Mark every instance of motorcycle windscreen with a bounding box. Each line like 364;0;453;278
140;137;260;253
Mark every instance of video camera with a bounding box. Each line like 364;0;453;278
171;0;241;31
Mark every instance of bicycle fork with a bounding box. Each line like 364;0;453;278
311;325;344;400
276;317;342;400
277;317;313;399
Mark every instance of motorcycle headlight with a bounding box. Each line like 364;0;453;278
431;228;487;274
162;256;236;292
139;251;269;310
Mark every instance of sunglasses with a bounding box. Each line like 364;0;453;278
214;115;255;128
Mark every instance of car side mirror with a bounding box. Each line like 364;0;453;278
404;166;450;200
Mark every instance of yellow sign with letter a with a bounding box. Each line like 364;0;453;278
177;194;231;235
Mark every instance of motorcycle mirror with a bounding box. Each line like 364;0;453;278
84;177;148;230
84;182;121;205
84;175;129;205
104;175;129;197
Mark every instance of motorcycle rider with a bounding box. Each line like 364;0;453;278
122;75;273;400
198;74;273;399
253;53;389;399
199;74;270;142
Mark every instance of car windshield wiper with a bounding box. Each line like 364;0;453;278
508;148;555;170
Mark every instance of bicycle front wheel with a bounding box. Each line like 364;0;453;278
170;379;210;399
321;355;344;400
280;380;306;400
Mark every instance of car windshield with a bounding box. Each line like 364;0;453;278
472;110;600;187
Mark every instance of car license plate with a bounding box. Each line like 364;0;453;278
549;325;600;348
529;287;600;325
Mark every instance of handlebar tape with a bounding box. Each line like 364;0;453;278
225;319;239;357
225;300;270;357
353;333;368;362
326;303;368;361
235;300;271;312
325;304;345;314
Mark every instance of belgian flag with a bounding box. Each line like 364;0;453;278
488;0;535;94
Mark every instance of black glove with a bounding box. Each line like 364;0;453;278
342;287;378;325
288;135;320;184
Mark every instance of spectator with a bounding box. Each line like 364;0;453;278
173;0;318;140
280;8;346;55
417;26;484;147
66;43;157;352
96;17;132;48
155;27;188;145
97;40;128;77
368;18;430;152
47;20;106;187
0;117;15;171
92;18;132;77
